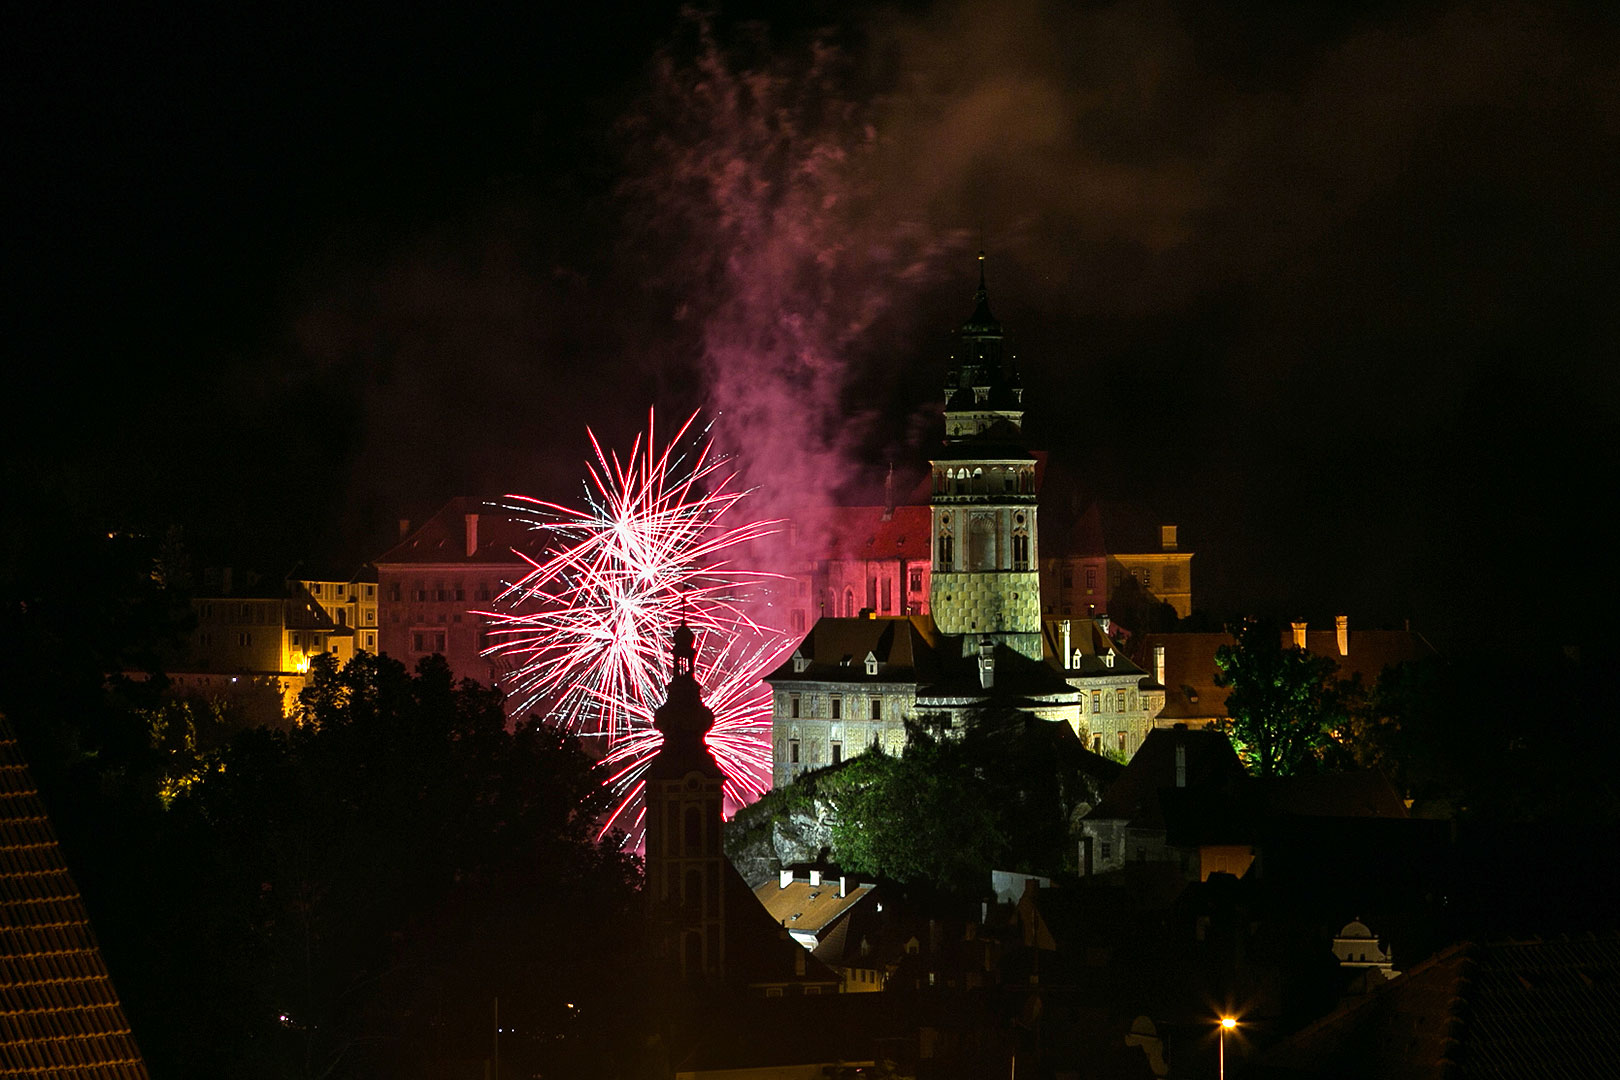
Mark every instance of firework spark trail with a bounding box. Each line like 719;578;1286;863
594;635;777;839
478;408;789;841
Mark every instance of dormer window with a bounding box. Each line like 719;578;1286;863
864;652;879;675
793;651;808;673
1104;652;1115;668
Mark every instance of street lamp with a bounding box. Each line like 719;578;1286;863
1219;1016;1237;1079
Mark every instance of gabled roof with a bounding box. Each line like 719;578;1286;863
373;497;546;566
0;716;150;1078
722;862;842;990
1086;725;1248;828
1251;934;1620;1079
1042;617;1148;680
819;505;931;562
765;616;943;685
1266;770;1409;820
1041;499;1179;560
754;878;876;939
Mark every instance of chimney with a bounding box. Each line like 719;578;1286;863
882;462;895;521
1335;614;1349;656
809;869;822;888
839;876;849;899
1291;621;1308;649
220;567;233;596
1099;613;1111;635
1175;739;1187;788
1061;620;1072;668
464;513;479;557
780;868;794;889
1154;644;1166;686
978;639;995;689
398;518;411;540
1161;524;1178;551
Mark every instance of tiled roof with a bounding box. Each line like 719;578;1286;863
754;878;876;938
1251;934;1620;1079
0;717;150;1079
373;497;548;566
765;616;943;685
1086;725;1248;826
819;505;931;562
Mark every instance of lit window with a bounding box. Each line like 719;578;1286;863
1117;731;1127;754
1092;691;1101;714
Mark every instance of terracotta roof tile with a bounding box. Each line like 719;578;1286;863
0;717;150;1078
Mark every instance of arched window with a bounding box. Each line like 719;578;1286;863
843;588;855;617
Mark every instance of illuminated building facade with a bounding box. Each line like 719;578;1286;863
373;498;542;690
768;262;1166;784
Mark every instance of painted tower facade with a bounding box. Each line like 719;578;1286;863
643;623;727;981
929;256;1043;661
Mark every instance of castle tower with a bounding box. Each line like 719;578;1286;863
929;254;1043;661
643;621;727;981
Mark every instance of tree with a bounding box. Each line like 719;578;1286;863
824;708;1118;889
1214;619;1348;778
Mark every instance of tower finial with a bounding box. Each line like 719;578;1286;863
977;249;987;293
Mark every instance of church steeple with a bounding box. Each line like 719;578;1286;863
644;622;726;981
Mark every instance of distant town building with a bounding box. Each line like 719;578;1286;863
1142;617;1438;730
372;498;543;691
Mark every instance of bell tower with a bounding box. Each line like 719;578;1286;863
929;254;1043;661
643;621;727;981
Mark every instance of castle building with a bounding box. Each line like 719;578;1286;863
767;260;1165;784
372;498;543;690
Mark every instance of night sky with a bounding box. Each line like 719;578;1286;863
6;1;1616;653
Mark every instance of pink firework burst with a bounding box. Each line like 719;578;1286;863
479;408;789;839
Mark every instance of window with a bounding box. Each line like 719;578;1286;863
412;629;447;654
1101;842;1112;860
1063;568;1073;589
1085;567;1097;591
1117;690;1126;712
909;569;923;593
1092;691;1101;714
792;609;806;633
843;589;855;617
237;632;252;646
870;699;882;721
390;584;401;602
790;740;800;764
1092;734;1102;753
416;588;427;602
938;534;953;568
1012;532;1030;570
1117;731;1128;754
365;584;375;598
790;694;801;719
831;696;842;720
831;741;843;765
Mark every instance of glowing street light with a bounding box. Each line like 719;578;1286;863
1219;1016;1238;1079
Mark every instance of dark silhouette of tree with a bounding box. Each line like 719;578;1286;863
1214;618;1347;778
